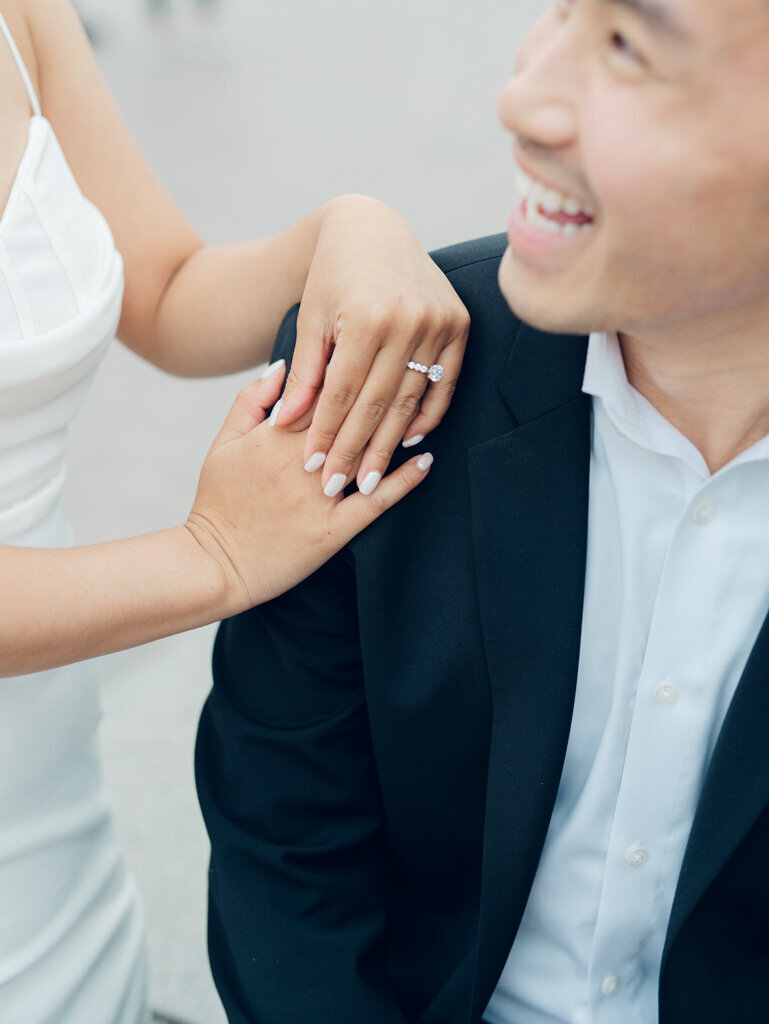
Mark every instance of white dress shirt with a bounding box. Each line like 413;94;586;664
484;331;769;1024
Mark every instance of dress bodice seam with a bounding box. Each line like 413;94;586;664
25;174;86;309
0;234;34;337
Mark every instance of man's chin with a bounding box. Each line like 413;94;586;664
497;247;600;337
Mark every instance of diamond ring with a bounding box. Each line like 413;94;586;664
407;361;444;383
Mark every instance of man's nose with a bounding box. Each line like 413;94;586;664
498;13;579;152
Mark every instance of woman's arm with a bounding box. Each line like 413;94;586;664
22;0;469;493
0;367;433;678
2;525;226;677
21;0;315;377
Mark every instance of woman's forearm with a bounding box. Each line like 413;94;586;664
125;193;424;378
128;201;329;377
1;362;434;678
0;528;228;677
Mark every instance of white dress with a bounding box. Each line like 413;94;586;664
0;13;148;1024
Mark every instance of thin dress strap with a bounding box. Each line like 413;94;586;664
0;9;41;116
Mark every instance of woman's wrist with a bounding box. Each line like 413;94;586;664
174;521;243;623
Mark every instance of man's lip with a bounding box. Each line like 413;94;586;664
513;145;595;214
507;201;594;262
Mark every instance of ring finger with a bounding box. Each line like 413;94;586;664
317;348;419;495
351;357;439;495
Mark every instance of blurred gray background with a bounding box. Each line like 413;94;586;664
64;1;544;1020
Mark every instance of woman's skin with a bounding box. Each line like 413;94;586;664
0;0;469;676
2;362;435;676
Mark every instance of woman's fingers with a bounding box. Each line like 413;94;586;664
283;197;470;476
343;364;428;494
256;331;455;501
319;350;419;494
401;332;466;445
192;401;434;615
211;360;286;449
298;301;467;487
300;334;382;482
331;451;435;543
271;315;333;427
323;335;463;494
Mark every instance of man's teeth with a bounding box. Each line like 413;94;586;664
515;167;594;236
523;200;588;235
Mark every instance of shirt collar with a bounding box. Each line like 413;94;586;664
582;331;769;478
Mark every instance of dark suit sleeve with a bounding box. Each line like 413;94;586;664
195;309;407;1024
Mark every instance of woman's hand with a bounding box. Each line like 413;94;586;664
185;361;434;614
271;196;469;499
1;362;432;677
32;4;467;481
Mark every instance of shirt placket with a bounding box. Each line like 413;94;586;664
588;478;724;1023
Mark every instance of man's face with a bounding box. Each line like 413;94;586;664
497;0;769;339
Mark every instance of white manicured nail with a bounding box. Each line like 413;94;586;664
359;472;382;496
402;434;425;449
417;453;434;472
323;473;347;497
268;399;283;427
304;451;326;473
259;358;285;379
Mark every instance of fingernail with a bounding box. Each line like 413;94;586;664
417;453;434;472
268;399;283;427
259;358;285;379
402;434;425;449
304;451;326;473
323;473;347;498
359;471;382;496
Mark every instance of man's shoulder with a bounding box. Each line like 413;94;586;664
429;233;509;277
427;234;523;349
430;233;507;276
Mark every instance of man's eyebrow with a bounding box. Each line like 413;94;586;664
597;0;691;41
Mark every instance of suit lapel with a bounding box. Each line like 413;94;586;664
664;609;769;962
461;321;769;1008
467;325;591;1019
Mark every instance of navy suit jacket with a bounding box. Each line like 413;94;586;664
196;234;769;1024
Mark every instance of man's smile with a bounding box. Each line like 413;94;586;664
515;163;596;237
507;158;597;267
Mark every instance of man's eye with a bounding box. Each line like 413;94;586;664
611;31;641;61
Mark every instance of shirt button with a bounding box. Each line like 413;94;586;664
626;842;649;868
655;682;678;707
692;501;715;525
601;974;622;997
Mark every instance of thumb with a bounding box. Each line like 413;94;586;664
211;360;286;449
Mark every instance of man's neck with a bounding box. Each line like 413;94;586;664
619;315;769;474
